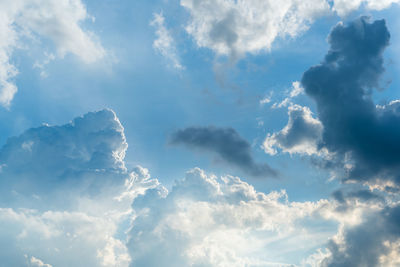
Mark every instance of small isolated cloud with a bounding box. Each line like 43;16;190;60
263;104;323;156
151;12;183;70
27;255;53;267
271;81;304;109
128;167;334;267
170;126;277;178
0;0;105;108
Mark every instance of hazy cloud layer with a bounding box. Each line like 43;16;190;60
170;126;277;178
0;0;105;107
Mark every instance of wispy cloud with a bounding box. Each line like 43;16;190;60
151;12;183;70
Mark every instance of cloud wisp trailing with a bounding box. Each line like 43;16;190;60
151;12;184;70
170;126;277;178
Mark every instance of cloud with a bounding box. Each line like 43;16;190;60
180;0;400;61
333;0;400;16
0;109;162;266
180;0;330;60
271;81;305;109
128;167;335;267
170;126;277;178
151;12;183;70
0;109;130;208
300;17;400;186
0;0;105;108
0;208;130;267
320;204;400;267
263;104;323;156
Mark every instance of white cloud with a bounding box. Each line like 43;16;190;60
128;167;336;266
332;0;400;16
27;255;53;267
263;104;323;155
0;0;105;108
180;0;400;61
0;109;161;266
181;0;330;60
0;208;130;267
151;12;183;70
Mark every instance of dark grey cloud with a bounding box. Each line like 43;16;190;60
301;17;400;185
170;126;277;178
322;204;400;267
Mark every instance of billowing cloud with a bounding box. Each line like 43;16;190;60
180;0;330;60
0;109;129;208
151;12;183;70
180;0;400;61
0;109;160;266
321;203;400;267
170;126;277;178
263;104;323;156
128;167;336;267
0;0;105;107
333;0;400;16
301;17;400;186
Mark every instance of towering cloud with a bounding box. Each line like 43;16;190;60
301;17;400;187
170;126;277;178
0;109;129;208
0;109;161;266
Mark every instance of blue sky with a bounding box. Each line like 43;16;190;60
1;0;400;266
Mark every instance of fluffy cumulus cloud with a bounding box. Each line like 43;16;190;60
333;0;400;16
151;12;183;70
0;0;105;107
128;167;339;267
0;109;128;208
170;126;277;178
180;0;330;59
263;104;323;156
0;109;160;266
301;17;400;186
180;0;400;60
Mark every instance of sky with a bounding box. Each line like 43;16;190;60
1;0;400;266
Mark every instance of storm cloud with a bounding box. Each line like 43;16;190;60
301;17;400;186
170;126;277;178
